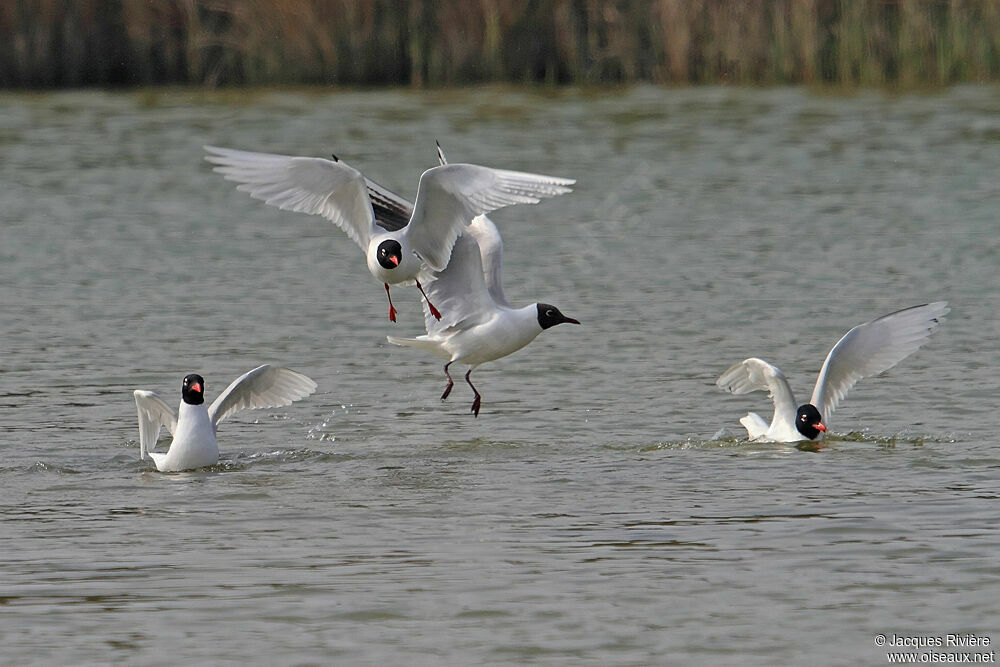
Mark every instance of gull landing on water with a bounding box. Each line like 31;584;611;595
383;143;579;416
388;221;579;417
133;365;317;472
716;302;949;443
204;145;574;323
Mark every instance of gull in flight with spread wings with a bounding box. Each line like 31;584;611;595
384;144;579;416
204;145;573;322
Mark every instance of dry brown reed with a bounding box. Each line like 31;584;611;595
0;0;997;87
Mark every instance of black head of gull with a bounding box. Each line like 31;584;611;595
536;303;581;330
182;374;206;405
795;403;827;439
376;239;404;270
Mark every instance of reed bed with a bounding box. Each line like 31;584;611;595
1;0;997;87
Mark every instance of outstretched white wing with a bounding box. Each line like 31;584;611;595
420;233;497;336
432;143;510;306
464;215;510;308
204;146;379;250
133;390;177;461
208;365;318;427
716;358;798;427
406;163;574;272
809;302;949;420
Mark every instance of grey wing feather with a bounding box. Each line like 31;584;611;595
208;365;318;427
420;234;496;336
464;215;509;307
430;143;509;305
717;358;798;426
365;139;447;229
365;176;413;231
407;163;574;272
809;302;949;420
204;146;378;250
133;390;177;461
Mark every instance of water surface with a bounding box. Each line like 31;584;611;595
2;86;998;665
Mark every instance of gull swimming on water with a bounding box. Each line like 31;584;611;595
716;302;949;442
133;365;317;472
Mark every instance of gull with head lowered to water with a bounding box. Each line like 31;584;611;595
716;302;949;443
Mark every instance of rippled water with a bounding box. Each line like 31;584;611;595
2;86;999;664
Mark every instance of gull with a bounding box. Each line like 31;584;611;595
204;145;574;322
387;224;579;417
716;302;949;442
368;141;510;306
133;365;317;472
381;143;576;415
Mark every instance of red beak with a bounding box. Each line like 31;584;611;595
191;382;202;393
814;422;827;433
388;256;399;267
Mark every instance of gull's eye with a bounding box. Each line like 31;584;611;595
546;310;555;318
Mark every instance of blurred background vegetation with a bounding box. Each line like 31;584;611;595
2;0;998;88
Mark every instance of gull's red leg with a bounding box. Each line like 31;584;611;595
384;283;397;322
416;280;442;320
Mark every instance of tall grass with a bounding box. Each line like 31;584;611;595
0;0;997;87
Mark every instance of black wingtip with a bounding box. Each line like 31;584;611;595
331;153;339;162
